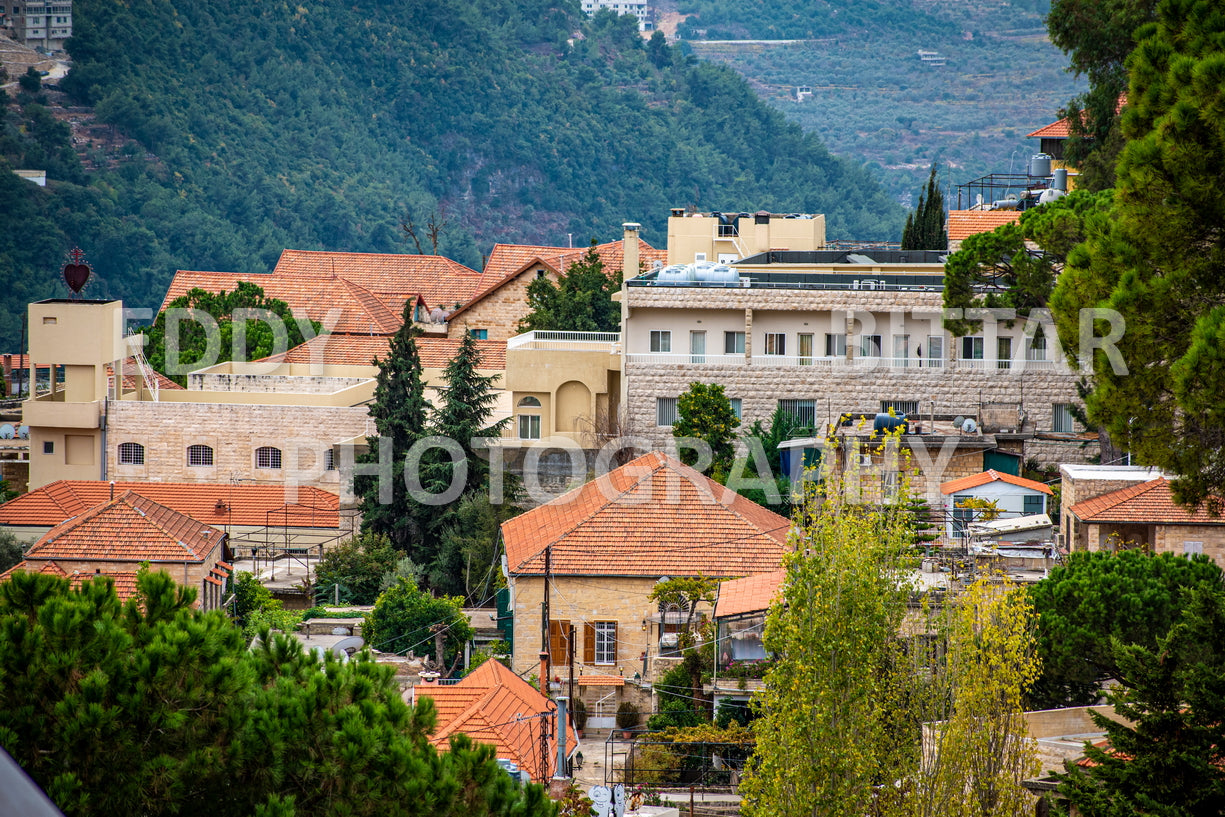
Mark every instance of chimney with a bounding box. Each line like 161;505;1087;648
539;650;550;695
622;223;641;279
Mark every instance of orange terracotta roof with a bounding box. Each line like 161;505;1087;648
414;658;576;782
107;358;186;392
262;334;507;369
502;452;790;578
947;210;1022;242
940;470;1053;496
0;561;141;600
159;271;422;335
273;249;482;308
1069;478;1223;525
26;491;224;563
1027;96;1125;140
0;480;339;528
715;569;785;618
576;674;625;687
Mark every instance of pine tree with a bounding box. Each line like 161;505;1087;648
357;302;433;558
901;162;946;250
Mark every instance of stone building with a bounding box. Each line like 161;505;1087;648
11;1;72;52
0;490;230;609
500;451;788;694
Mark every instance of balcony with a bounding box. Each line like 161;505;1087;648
506;330;620;352
23;397;102;429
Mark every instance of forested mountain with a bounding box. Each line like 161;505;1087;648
0;0;904;351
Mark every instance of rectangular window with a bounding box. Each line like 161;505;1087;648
961;336;984;360
1184;541;1205;557
42;440;54;454
825;333;846;357
325;449;336;471
860;334;882;357
952;496;973;538
892;334;909;366
1027;332;1048;361
518;414;541;439
656;397;678;427
764;333;786;355
1023;494;1045;516
778;399;816;428
650;330;671;353
926;335;944;367
880;400;919;417
724;331;745;354
468;328;488;339
1053;403;1076;433
997;336;1013;370
798;333;814;365
729;397;742;419
594;621;617;665
690;330;706;363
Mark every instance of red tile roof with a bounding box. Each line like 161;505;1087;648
947;210;1021;242
715;569;785;619
1069;478;1224;525
1027;96;1126;139
502;452;790;578
107;358;186;392
0;561;141;600
940;470;1053;496
261;334;507;369
158;271;423;335
0;480;339;529
26;491;225;563
273;249;482;308
576;674;625;687
414;658;576;782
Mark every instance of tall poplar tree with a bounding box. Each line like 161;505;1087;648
357;303;432;558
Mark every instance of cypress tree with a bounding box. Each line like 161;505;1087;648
901;162;946;250
430;329;511;499
357;302;433;558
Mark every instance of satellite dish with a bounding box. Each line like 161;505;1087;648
962;418;978;433
17;425;28;439
0;424;13;440
953;416;965;428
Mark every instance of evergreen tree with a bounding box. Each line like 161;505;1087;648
364;578;474;674
312;532;400;606
1049;0;1225;511
517;243;622;333
430;329;512;500
900;162;946;250
1055;586;1225;814
357;304;433;559
672;382;740;480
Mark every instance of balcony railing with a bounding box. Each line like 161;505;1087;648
506;330;620;352
624;353;1069;371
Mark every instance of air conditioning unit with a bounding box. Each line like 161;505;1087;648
860;454;873;466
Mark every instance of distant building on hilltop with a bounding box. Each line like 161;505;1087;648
11;1;72;52
579;0;651;31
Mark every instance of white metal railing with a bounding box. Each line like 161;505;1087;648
950;358;1066;372
624;353;748;365
506;330;621;352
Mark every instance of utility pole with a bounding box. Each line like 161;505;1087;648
541;544;552;694
568;623;576;707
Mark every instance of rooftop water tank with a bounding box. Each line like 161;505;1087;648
873;413;909;435
1028;153;1052;178
655;264;697;284
694;262;739;285
1053;167;1068;191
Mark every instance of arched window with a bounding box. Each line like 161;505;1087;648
255;446;282;469
117;442;144;465
187;445;214;467
517;395;542;408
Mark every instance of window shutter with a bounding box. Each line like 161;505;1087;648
584;622;596;664
549;620;570;663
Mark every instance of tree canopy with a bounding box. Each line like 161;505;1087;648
517;244;621;334
1027;550;1223;708
0;568;552;816
1048;0;1225;511
363;578;474;675
900;163;946;251
673;382;740;480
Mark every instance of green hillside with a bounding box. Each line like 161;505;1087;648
0;0;905;351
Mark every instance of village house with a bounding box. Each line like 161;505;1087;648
500;451;789;723
939;469;1053;539
0;490;231;609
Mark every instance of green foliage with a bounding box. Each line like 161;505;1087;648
1049;0;1225;512
364;578;474;674
944;189;1112;336
0;569;553;816
232;570;275;625
1027;550;1223;708
142;282;321;383
357;307;433;558
616;700;641;729
732;406;802;512
900;162;945;250
428;493;518;602
0;530;22;573
673;382;740;479
232;571;303;641
518;243;621;333
1047;0;1158;190
1054;586;1225;814
649;575;719;635
18;68;41;93
313;533;400;606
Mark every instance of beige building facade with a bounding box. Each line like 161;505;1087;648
666;210;826;266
